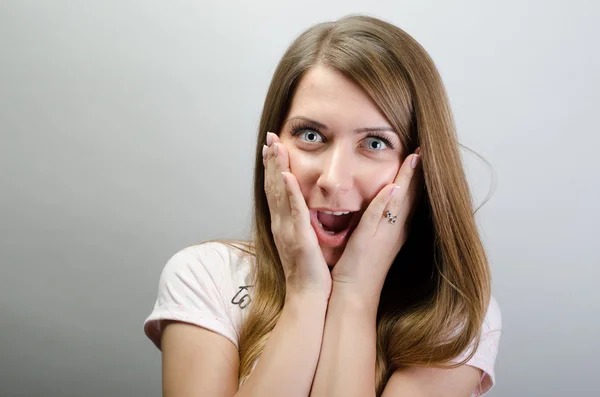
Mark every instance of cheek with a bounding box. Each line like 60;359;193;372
355;161;401;199
287;148;318;186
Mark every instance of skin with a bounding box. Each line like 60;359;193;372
263;65;481;397
159;64;481;397
278;64;406;266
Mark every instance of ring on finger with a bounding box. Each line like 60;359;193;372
383;210;397;225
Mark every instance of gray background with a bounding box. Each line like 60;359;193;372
1;0;598;396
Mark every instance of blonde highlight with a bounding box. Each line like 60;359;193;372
221;15;493;394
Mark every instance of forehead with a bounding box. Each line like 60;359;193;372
287;65;390;127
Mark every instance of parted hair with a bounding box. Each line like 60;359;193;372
221;15;491;395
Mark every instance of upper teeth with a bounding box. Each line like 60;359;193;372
321;211;351;215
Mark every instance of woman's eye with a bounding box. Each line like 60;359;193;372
364;137;389;150
298;130;324;143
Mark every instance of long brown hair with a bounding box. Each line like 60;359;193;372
232;15;491;394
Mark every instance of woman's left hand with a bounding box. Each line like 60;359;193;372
331;148;424;301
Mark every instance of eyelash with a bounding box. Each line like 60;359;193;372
290;122;396;150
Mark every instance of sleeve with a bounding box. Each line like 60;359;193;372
452;296;503;397
143;243;239;350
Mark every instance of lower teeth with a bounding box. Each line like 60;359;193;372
318;222;336;235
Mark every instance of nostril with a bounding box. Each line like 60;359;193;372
316;178;353;194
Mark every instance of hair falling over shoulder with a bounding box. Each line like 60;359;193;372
226;15;492;395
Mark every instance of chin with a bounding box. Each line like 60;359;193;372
322;246;344;268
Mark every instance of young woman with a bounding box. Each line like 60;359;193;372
144;14;502;397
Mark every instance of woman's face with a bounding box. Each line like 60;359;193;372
279;65;405;267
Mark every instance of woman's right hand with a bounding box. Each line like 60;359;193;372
263;132;332;300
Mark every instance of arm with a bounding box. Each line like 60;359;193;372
308;286;483;397
309;285;379;397
161;291;328;397
310;152;422;397
160;134;334;396
161;321;239;397
235;291;328;397
381;365;481;397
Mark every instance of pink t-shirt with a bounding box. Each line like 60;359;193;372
144;242;502;396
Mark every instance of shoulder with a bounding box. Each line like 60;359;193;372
172;240;253;265
383;297;502;397
143;240;255;350
458;295;503;396
483;295;502;332
158;240;255;307
161;240;254;283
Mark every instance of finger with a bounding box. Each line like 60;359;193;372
274;141;290;172
262;131;282;167
356;151;421;237
281;171;311;228
405;154;425;224
264;133;281;213
264;134;291;220
393;152;420;188
355;183;400;237
385;151;422;227
272;141;292;214
270;132;281;145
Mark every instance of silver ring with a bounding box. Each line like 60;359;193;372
383;210;397;224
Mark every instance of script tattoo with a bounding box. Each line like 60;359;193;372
231;285;253;309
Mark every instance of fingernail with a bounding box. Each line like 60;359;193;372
266;132;273;146
262;145;268;160
273;143;278;157
281;172;287;184
411;154;420;169
389;185;400;196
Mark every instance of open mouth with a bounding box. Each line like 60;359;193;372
309;209;361;247
317;211;354;234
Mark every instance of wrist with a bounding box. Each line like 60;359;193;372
285;285;331;308
331;281;381;313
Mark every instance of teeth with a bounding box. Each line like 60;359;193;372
318;221;336;235
322;210;351;215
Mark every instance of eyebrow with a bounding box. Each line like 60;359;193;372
287;116;398;136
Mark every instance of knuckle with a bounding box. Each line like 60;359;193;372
264;179;275;193
294;240;310;256
279;233;297;254
271;219;282;235
368;209;382;223
390;197;405;208
290;207;302;221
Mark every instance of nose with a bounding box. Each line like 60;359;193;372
316;144;354;197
